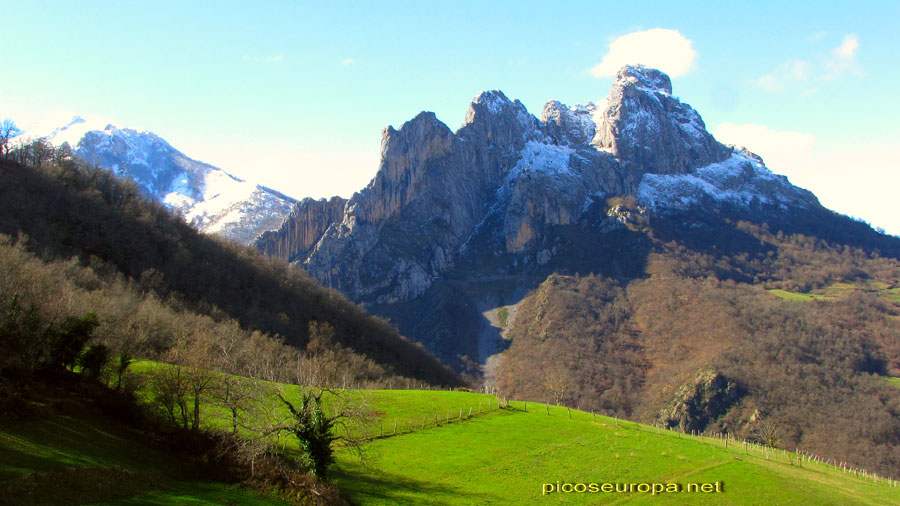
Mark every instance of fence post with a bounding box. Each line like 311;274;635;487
546;404;550;415
567;407;571;418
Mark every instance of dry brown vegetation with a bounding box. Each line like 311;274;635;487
498;203;900;477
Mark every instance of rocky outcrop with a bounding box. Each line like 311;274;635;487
658;368;744;433
295;92;547;303
254;196;347;263
594;65;732;180
257;64;820;323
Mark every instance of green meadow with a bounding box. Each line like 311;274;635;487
767;279;900;304
333;401;899;505
3;365;898;505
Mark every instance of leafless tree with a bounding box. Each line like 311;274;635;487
0;118;20;157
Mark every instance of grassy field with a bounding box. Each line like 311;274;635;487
333;401;899;506
767;280;900;303
6;364;897;505
129;360;500;443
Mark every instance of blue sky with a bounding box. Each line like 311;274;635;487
3;1;898;233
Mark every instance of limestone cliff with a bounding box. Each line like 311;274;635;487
256;65;820;365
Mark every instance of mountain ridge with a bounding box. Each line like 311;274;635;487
15;115;295;244
256;64;820;307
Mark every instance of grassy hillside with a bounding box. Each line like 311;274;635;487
0;387;290;506
333;398;899;505
5;370;896;506
120;361;900;505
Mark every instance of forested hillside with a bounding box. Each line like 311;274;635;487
0;154;458;387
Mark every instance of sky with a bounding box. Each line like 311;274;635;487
3;1;898;234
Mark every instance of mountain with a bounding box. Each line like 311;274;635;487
254;64;824;361
16;115;295;243
251;64;900;477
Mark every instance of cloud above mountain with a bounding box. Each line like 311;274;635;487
754;33;863;93
590;29;696;78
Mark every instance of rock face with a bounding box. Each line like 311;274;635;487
658;369;744;433
594;65;732;177
255;196;347;263
256;64;821;364
17;116;295;244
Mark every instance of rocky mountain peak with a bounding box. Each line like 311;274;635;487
594;64;731;176
259;64;819;309
467;90;514;117
541;100;598;147
616;64;673;95
362;111;455;222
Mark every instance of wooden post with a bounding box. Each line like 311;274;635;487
459;408;463;419
468;407;473;417
394;419;397;434
567;407;571;418
546;403;550;415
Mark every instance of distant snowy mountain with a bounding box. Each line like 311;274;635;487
16;115;295;243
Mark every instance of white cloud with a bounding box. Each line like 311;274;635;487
824;34;862;79
340;58;357;66
713;123;815;165
590;29;696;78
834;34;859;58
755;33;861;92
242;54;285;64
795;142;900;235
714;123;899;235
754;60;811;92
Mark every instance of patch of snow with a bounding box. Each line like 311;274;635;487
17;114;118;148
513;141;574;176
637;152;807;211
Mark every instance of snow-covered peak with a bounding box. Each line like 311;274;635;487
471;90;512;115
614;64;673;95
14;112;294;244
17;113;123;148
